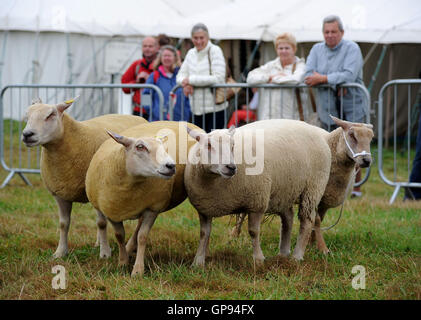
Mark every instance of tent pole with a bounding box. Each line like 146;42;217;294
0;31;9;90
384;45;394;149
367;44;388;93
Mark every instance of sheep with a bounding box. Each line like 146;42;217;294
21;98;147;259
230;116;374;256
85;121;203;276
184;119;332;266
312;116;374;254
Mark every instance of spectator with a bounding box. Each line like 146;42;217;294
304;15;367;197
177;23;228;133
121;36;159;119
405;70;421;200
143;45;191;122
247;32;306;120
157;33;172;48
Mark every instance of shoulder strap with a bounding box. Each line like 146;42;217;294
153;70;160;84
207;47;212;75
292;62;305;121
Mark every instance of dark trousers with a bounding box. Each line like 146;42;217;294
192;109;226;133
409;113;421;199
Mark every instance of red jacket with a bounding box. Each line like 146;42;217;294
121;58;154;113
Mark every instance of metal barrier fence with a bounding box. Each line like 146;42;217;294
1;82;371;188
0;83;163;187
171;82;372;186
377;79;421;204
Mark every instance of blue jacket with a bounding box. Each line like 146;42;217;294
144;66;191;122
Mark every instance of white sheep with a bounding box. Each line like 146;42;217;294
230;116;374;255
312;116;374;253
85;121;202;276
21;98;147;259
184;119;332;266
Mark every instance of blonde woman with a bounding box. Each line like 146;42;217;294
247;33;306;120
177;23;228;132
144;45;191;121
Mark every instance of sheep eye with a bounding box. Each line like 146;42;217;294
136;144;148;152
45;112;55;121
349;132;357;142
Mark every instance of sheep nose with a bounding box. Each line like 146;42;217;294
226;164;237;173
361;158;371;168
22;131;34;138
166;163;175;171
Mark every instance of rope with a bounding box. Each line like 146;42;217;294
321;166;360;231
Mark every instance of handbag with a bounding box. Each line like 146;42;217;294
208;49;241;104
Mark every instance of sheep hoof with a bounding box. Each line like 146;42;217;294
278;251;290;258
52;248;68;259
292;252;304;261
192;257;205;268
131;265;144;277
99;246;112;259
254;258;265;267
318;246;330;255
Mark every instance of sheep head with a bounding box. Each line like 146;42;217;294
186;125;237;178
330;115;374;168
107;131;176;179
22;97;78;147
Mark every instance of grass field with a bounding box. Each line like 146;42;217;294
0;120;420;300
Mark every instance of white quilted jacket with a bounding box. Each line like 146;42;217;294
177;41;228;115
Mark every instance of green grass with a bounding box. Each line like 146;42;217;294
0;120;420;300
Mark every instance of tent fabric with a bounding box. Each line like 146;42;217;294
1;0;420;43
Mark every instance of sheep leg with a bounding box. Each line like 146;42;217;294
248;212;265;266
53;196;72;259
109;220;129;266
278;208;294;257
95;210;112;258
292;204;316;261
314;211;330;254
230;213;246;238
131;210;158;277
192;213;212;267
125;216;144;256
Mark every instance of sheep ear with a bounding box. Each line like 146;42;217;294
107;130;133;148
329;115;352;131
186;126;203;142
56;95;80;113
31;97;42;105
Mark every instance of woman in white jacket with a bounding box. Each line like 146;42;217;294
247;33;306;120
177;23;228;132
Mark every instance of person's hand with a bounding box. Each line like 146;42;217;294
136;71;149;83
181;78;190;87
304;72;327;86
337;88;348;96
183;84;194;96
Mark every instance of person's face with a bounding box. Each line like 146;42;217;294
192;30;209;51
161;49;176;69
323;21;344;49
142;38;158;59
276;42;295;62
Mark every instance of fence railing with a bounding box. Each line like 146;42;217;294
377;79;421;204
0;83;163;187
1;82;374;189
